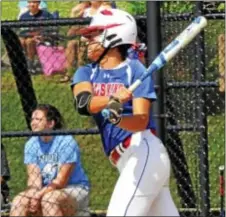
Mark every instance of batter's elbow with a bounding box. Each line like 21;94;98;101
139;115;150;130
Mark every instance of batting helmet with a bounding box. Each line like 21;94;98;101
79;8;137;48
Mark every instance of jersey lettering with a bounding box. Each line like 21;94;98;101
93;83;124;96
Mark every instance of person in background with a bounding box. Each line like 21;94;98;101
10;104;90;216
70;1;116;18
19;0;53;74
1;143;11;209
18;0;48;19
1;0;47;69
82;1;114;17
61;1;113;83
70;1;90;18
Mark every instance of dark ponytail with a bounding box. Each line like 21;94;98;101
117;44;132;60
33;104;65;130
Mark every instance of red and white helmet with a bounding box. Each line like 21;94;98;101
79;8;137;48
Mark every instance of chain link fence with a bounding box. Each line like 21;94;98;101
1;1;225;216
160;1;225;216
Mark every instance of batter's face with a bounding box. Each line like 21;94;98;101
30;109;54;132
85;34;105;62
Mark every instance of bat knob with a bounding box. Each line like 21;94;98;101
101;109;110;119
194;16;208;28
219;165;225;172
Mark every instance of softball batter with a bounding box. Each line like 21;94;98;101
71;8;179;216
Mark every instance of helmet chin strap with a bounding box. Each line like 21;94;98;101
94;38;123;65
94;45;111;66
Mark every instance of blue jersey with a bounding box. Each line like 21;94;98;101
19;9;53;20
72;59;157;156
24;135;90;188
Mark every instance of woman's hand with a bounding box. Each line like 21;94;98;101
29;192;42;213
113;87;133;104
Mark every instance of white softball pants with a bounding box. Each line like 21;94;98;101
107;129;179;216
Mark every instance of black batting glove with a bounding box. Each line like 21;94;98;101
107;96;123;125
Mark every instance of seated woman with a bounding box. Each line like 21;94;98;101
10;104;90;216
70;1;91;18
70;0;115;18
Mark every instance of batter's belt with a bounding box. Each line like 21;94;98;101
109;129;156;166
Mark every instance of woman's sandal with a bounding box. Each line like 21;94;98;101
59;75;71;83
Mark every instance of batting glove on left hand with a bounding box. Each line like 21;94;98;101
107;96;123;125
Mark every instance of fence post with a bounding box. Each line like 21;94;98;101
1;27;37;129
195;2;210;216
147;2;198;209
146;1;165;143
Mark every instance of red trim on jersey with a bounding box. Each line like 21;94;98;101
109;129;156;165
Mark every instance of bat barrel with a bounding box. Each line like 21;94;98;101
177;16;207;47
163;16;207;62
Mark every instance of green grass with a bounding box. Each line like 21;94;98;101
1;71;119;209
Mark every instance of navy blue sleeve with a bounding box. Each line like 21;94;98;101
110;1;117;8
19;12;28;20
42;10;54;19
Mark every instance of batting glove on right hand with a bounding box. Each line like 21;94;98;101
107;96;123;125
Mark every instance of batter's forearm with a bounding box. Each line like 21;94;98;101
89;96;110;114
118;115;149;132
